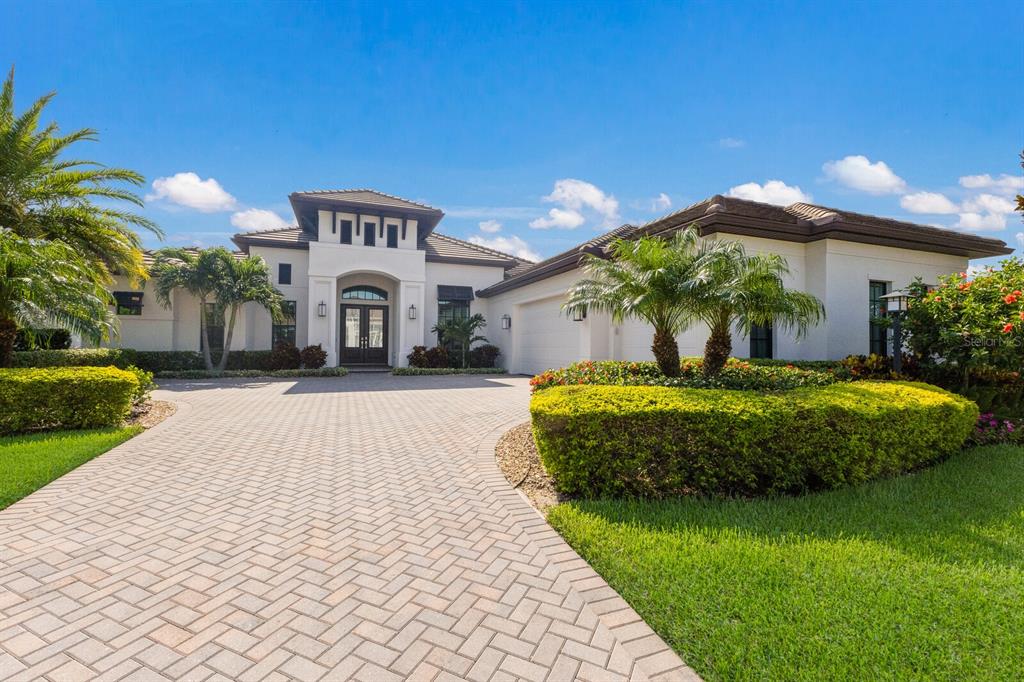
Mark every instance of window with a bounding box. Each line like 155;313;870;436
340;219;353;244
437;299;470;353
386;223;398;248
364;222;376;246
278;263;292;285
869;280;889;356
201;302;225;352
113;291;143;316
341;285;388;301
272;300;297;346
749;323;773;359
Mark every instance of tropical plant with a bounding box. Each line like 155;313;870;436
0;67;159;284
212;253;283;372
0;230;113;366
432;314;488;368
690;238;825;375
564;230;706;376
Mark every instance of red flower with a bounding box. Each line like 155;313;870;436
1019;311;1024;321
959;271;967;278
1003;323;1014;334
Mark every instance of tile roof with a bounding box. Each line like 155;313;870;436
289;189;443;214
422;233;533;268
231;225;312;251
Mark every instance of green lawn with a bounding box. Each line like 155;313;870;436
0;427;141;510
548;445;1024;681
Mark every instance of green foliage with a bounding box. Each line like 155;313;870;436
268;342;301;370
531;382;977;497
299;344;327;369
14;328;71;351
468;343;501;368
547;444;1024;681
123;365;155;405
407;345;453;368
530;358;837;392
431;314;488;368
391;367;508;376
155;367;348;379
0;427;141;509
0;366;140;434
11;348;285;373
904;260;1024;388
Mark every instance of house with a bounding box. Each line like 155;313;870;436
104;189;1011;374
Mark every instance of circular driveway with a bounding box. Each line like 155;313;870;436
0;374;692;681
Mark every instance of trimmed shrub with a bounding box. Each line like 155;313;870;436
223;350;274;371
12;348;135;368
407;346;430;368
155;367;348;379
530;358;837;392
391;367;508;376
268;342;301;370
531;382;978;497
468;344;501;368
300;344;327;369
424;346;449;368
124;365;156;405
0;367;140;434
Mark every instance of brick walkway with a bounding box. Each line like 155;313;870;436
0;374;695;681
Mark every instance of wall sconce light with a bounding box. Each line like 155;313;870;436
408;304;417;320
317;301;327;317
501;314;511;330
572;308;587;322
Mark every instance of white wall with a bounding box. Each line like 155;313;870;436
248;246;309;350
423;262;506;349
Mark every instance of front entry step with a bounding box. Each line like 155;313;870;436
342;364;392;373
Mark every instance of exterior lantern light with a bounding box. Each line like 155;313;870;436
880;289;910;373
408;304;417;320
317;301;327;317
501;313;511;330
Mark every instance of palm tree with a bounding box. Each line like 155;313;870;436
0;230;113;366
211;253;283;373
432;314;488;368
150;248;228;371
564;229;712;376
0;67;160;284
691;239;825;376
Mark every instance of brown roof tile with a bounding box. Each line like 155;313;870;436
289;189;442;214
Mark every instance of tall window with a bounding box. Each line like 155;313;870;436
386;223;398;248
201;302;225;352
340;220;353;244
278;263;291;285
273;300;297;346
113;291;143;316
749;323;773;359
869;280;889;356
437;299;470;353
364;222;376;246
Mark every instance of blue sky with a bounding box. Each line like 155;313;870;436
3;0;1022;264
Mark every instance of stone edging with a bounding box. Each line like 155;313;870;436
472;419;701;682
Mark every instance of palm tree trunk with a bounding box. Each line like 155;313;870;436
0;318;17;368
216;305;238;373
651;327;680;377
703;319;732;377
199;296;214;371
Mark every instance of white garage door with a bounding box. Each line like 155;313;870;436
517;296;580;375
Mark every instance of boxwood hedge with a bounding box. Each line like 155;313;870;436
0;367;140;434
531;382;978;497
11;348;278;373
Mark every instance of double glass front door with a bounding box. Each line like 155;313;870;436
340;305;388;364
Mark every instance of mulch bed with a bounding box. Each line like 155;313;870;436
128;400;176;429
495;422;565;514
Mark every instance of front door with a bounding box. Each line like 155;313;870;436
340;305;388;364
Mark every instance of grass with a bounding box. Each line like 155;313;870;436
0;427;142;510
547;445;1024;681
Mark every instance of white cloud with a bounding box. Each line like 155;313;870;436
653;192;672;211
726;180;812;206
955;212;1006;231
529;207;586;230
959;173;1024;195
468;235;541;262
147;172;238;212
536;178;619;227
478;220;502;233
822;155;907;194
230;208;291;231
961;193;1016;215
900;191;958;214
1017;232;1024;250
719;137;746;149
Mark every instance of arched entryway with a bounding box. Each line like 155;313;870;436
336;274;397;366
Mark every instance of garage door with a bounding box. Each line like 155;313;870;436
517;296;580;375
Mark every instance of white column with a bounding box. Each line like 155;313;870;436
308;276;337;365
396;280;425;367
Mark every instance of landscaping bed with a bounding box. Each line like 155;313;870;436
547;444;1024;681
495;422;562;513
392;367;508;376
155;367;348;379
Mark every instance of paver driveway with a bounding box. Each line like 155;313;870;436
0;374;693;681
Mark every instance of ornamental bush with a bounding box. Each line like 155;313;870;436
530;358;837;392
468;344;501;368
299;344;327;369
0;367;140;434
531;382;978;497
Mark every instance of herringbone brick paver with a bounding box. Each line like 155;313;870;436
0;374;697;681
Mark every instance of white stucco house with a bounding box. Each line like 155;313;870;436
104;188;1011;374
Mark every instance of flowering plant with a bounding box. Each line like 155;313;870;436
967;412;1023;446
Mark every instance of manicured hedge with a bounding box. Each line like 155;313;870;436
155;367;348;379
11;348;278;373
392;367;508;376
531;382;978;497
0;367;140;434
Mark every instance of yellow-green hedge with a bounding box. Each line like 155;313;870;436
0;367;140;434
531;382;978;497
